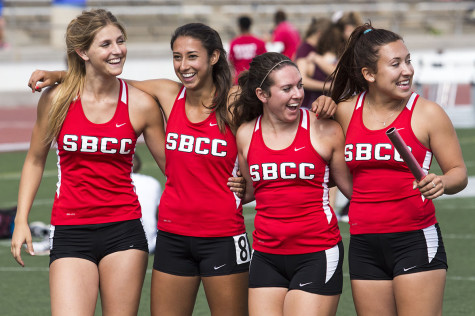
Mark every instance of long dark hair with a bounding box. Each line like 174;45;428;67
230;52;297;127
329;22;402;103
171;23;232;133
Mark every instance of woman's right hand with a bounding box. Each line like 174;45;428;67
28;70;64;93
11;222;35;267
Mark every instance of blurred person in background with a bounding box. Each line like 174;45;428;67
12;9;166;315
132;154;161;254
229;15;267;84
270;9;301;59
294;17;332;109
330;23;467;315
333;11;364;42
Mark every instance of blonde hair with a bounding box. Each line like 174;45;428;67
46;9;126;144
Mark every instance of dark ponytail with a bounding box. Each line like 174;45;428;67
329;22;402;103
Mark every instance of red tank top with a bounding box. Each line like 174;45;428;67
345;92;436;234
158;87;245;237
248;109;341;254
52;79;141;225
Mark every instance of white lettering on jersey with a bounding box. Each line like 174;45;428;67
81;136;99;153
262;163;278;180
345;143;413;162
63;135;79;151
195;137;210;155
166;132;227;157
250;165;260;181
62;134;133;154
281;162;296;179
375;144;391;160
211;139;227;157
119;139;133;154
166;133;178;150
250;162;315;181
101;137;118;154
233;43;257;60
300;163;315;179
355;143;372;160
178;135;194;153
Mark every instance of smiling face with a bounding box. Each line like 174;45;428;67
78;24;127;77
259;64;304;122
172;36;218;91
367;40;414;99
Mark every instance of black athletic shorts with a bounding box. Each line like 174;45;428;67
49;219;148;266
249;241;344;295
349;223;448;280
153;230;251;277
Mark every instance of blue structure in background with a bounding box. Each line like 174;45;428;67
53;0;86;6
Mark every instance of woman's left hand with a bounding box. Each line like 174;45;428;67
228;170;246;199
310;95;337;119
413;174;444;200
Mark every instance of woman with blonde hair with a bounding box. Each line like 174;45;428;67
11;9;165;315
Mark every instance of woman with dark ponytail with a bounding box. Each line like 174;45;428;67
331;22;467;315
232;52;352;315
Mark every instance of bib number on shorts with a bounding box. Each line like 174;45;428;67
233;233;251;265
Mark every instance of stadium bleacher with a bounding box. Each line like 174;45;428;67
2;0;475;48
0;0;474;126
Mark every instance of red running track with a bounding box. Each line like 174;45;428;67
0;106;36;151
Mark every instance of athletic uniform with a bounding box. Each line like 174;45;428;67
229;34;267;84
49;79;148;264
154;86;250;276
247;109;343;294
345;91;447;279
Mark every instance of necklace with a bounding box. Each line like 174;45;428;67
366;98;405;127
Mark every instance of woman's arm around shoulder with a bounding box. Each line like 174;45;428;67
125;78;182;119
236;120;256;205
309;115;352;199
28;70;65;92
11;86;57;266
412;97;467;198
128;84;166;174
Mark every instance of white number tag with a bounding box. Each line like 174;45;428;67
233;233;251;264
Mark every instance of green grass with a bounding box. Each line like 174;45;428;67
1;128;474;315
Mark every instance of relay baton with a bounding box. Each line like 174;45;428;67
386;127;425;181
